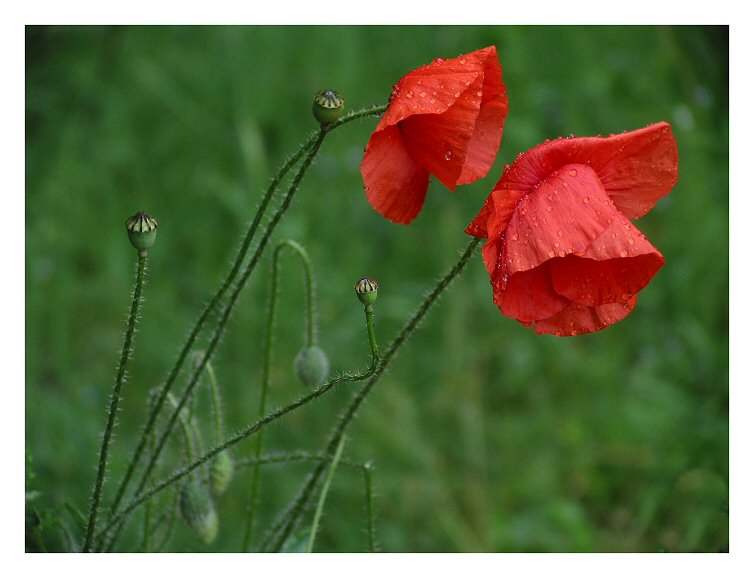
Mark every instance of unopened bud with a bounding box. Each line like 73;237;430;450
293;345;330;387
125;211;157;253
179;479;218;544
313;89;345;126
355;277;379;307
210;452;235;496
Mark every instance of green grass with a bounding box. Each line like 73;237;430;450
25;25;728;552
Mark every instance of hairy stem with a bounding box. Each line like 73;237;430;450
98;354;380;543
261;237;481;551
241;239;316;551
105;133;317;524
83;251;148;552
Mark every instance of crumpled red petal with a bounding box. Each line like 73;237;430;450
465;122;678;238
361;125;430;224
503;164;615;274
550;216;665;307
363;46;507;224
532;296;638;336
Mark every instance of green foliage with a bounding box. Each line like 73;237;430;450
25;25;728;552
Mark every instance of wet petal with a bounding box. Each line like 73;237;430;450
504;164;613;274
533;296;638;336
361;125;430;224
550;216;665;306
495;262;570;323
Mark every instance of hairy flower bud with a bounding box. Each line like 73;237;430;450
125;211;158;253
355;277;379;307
313;89;345;126
293;345;330;387
179;479;218;544
210;451;235;496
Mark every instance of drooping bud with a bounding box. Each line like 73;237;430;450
293;345;330;387
313;89;345;126
179;479;218;544
355;277;379;307
125;211;158;253
210;451;235;496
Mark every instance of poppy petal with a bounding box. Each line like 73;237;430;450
581;122;679;219
550;216;665;306
504;164;614;274
399;83;483;189
532;296;638;336
361;125;430;224
495;262;570;323
458;50;508;185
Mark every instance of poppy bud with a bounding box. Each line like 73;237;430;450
293;345;330;387
125;211;158;254
313;89;345;126
355;277;379;307
179;479;219;544
210;451;235;496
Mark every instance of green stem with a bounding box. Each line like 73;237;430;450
105;132;317;526
364;463;376;553
104;104;386;549
261;237;481;551
82;251;147;552
240;239;315;551
97;354;379;544
306;435;346;553
206;362;224;446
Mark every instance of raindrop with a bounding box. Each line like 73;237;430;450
569;169;578;177
511;233;519;241
582;196;590;204
546;206;553;212
620;250;628;257
420;91;427;98
459;58;467;64
444;150;453;161
557;230;563;237
406;91;414;99
548;250;555;258
454;92;461;98
628;238;635;245
433;58;445;65
477;91;483;97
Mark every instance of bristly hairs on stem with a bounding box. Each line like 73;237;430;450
82;216;154;553
101;105;387;551
259;237;481;552
95;286;382;545
241;238;322;551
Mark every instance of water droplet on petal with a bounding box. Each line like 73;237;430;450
546;206;553;212
628;238;635;245
419;91;426;98
406;91;414;99
583;196;590;204
444;150;452;161
620;250;628;257
569;169;578;177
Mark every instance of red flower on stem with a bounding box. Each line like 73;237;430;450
466;122;679;336
361;46;508;224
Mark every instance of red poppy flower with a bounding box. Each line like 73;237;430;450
361;46;508;224
466;122;679;336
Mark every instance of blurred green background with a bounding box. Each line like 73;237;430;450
25;25;728;552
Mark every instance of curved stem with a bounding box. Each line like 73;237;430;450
105;133;317;525
104;104;386;549
83;251;147;552
261;237;481;551
241;239;316;551
97;354;380;543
